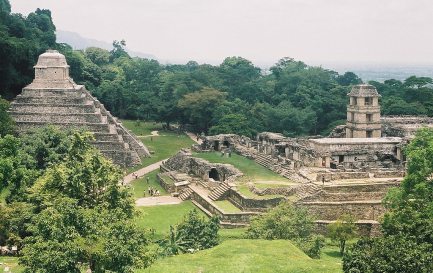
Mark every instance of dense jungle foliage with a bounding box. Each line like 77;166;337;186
1;0;433;138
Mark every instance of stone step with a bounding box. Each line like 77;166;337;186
100;150;134;167
179;188;193;201
208;183;231;201
91;141;128;151
14;95;87;105
11;112;104;123
21;88;83;97
10;103;96;114
93;133;122;142
15;121;112;133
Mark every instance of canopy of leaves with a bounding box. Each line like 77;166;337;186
0;2;56;99
246;202;324;258
0;127;151;272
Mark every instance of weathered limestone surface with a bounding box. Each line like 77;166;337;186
9;50;150;167
163;150;243;185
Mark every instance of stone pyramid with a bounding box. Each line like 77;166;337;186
9;50;150;167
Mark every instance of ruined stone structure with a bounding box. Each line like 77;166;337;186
346;84;382;138
9;50;150;167
162;149;243;186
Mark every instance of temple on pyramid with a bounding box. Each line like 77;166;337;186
9;50;150;167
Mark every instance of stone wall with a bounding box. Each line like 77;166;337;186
297;201;385;221
301;191;387;202
163;150;243;185
157;173;176;193
191;192;259;224
316;172;370;181
323;181;400;193
228;189;285;212
314;220;381;237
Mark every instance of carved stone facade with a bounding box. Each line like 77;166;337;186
9;50;150;167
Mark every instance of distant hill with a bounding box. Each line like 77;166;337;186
327;63;433;82
56;30;157;60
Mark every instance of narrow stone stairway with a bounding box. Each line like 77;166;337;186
208;183;231;201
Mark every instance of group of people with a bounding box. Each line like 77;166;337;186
146;186;160;197
221;149;232;157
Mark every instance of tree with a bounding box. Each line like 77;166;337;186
0;0;11;13
247;202;314;240
30;132;133;215
327;215;357;255
246;202;324;258
110;40;129;61
159;210;220;256
209;113;254;137
337;72;362;86
343;236;433;273
85;47;110;66
0;97;14;136
178;87;227;133
20;198;150;273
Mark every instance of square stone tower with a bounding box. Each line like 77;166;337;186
346;84;381;138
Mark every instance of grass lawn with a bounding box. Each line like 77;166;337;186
129;170;168;199
0;256;23;273
194;152;291;183
218;228;247;241
128;132;195;173
121;120;163;136
134;201;207;239
139;239;343;273
214;200;242;213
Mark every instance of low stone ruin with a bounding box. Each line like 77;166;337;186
162;149;243;186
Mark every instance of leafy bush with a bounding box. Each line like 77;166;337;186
328;215;357;255
343;236;433;273
159;210;220;256
246;202;324;258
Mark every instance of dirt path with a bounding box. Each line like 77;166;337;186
123;160;165;184
135;196;182;206
137;130;160;138
186;131;203;144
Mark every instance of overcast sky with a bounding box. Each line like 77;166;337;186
10;0;433;66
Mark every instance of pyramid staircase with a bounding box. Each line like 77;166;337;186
255;154;273;168
10;87;149;167
294;182;322;200
179;187;194;201
208;183;231;201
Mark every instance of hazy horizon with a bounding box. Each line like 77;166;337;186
10;0;433;67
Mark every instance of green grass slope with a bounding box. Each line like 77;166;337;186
140;239;342;273
194;152;290;183
135;201;207;239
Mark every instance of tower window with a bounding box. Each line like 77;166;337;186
365;97;373;105
352;97;357;106
366;130;373;138
366;114;373;122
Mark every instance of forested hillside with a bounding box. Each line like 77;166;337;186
0;0;56;99
1;0;433;137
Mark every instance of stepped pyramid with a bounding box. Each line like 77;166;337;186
9;50;150;167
